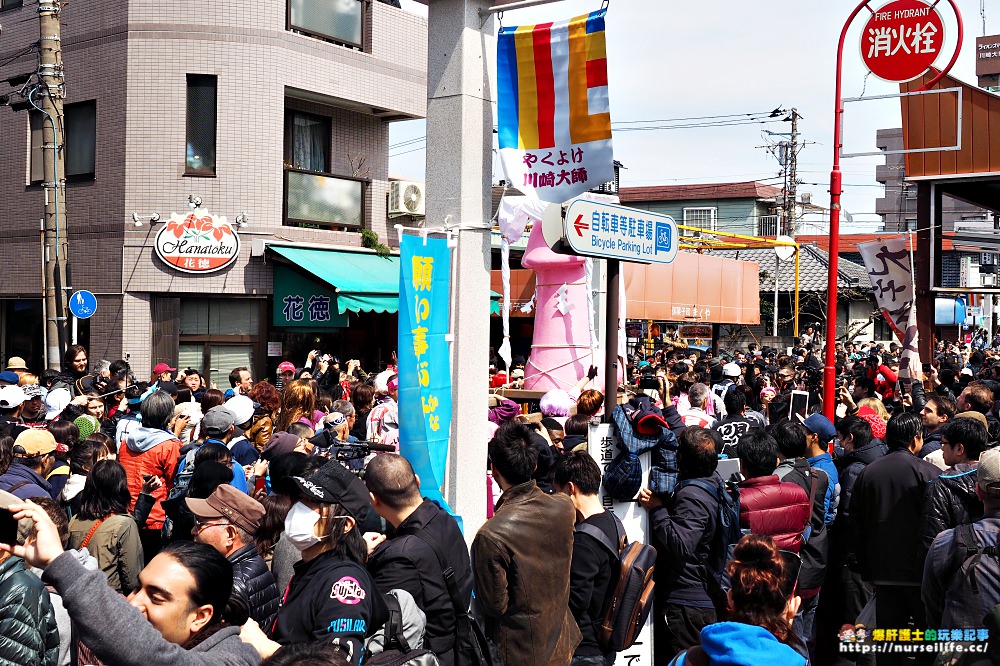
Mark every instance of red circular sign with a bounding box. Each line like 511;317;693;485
860;0;945;82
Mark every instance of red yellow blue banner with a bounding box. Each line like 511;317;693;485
497;9;615;203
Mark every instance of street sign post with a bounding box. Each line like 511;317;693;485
562;199;679;265
69;289;97;346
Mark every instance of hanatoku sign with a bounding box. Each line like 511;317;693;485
860;0;945;82
154;208;241;274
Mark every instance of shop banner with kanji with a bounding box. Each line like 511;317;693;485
398;234;453;510
859;238;913;341
497;9;615;203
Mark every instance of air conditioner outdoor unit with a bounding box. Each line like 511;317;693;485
388;181;425;217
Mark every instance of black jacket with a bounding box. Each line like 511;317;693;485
272;551;387;666
649;475;718;607
775;458;829;592
835;440;888;527
918;463;982;562
849;448;941;585
568;510;618;658
367;499;472;666
228;544;280;631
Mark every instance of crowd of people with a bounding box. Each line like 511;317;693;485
0;328;996;666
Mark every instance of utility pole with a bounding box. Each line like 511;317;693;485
786;108;799;236
38;0;68;368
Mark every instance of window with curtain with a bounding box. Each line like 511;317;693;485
285;111;330;173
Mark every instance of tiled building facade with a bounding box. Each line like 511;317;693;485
0;0;426;383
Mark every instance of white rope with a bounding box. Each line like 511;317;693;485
586;258;599;354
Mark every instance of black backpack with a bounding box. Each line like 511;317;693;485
365;593;441;666
575;513;656;652
675;475;741;616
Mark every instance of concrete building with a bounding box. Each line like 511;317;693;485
0;0;426;384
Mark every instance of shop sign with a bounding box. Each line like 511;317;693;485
678;324;712;339
155;208;240;274
977;35;1000;77
860;0;945;83
273;265;348;328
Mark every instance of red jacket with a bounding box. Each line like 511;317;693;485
867;363;898;400
738;475;811;553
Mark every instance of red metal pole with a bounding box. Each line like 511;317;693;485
824;1;872;420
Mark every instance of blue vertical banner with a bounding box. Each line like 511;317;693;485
398;234;453;510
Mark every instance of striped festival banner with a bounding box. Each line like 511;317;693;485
497;10;615;203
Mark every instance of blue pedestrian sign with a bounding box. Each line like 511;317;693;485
69;290;97;319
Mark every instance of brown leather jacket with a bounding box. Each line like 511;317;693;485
472;480;581;666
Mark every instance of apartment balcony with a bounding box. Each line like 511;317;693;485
284;168;366;229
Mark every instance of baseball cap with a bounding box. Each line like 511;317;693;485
186;485;265;535
799;413;837;443
21;384;47;400
0;385;26;409
4;357;27;372
977;448;1000;496
44;387;72;420
152;363;176;374
0;372;19;386
277;361;296;374
14;429;57;457
325;412;347;428
202;406;236;436
224;395;255;426
291;461;372;522
158;381;178;397
722;362;741;378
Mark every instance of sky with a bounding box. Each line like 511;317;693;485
389;0;996;223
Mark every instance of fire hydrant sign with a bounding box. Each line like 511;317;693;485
564;199;678;265
861;0;944;82
154;207;241;274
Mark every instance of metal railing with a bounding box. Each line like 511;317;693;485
757;215;779;237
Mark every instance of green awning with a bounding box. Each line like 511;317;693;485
270;246;400;314
270;245;502;316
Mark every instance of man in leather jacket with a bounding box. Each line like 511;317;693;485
472;422;581;666
188;484;280;629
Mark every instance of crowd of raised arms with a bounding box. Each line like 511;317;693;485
0;328;996;666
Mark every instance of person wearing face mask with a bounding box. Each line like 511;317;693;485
242;460;387;666
0;500;262;665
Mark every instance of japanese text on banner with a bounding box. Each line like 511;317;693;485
496;10;615;203
858;238;913;342
398;235;453;512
